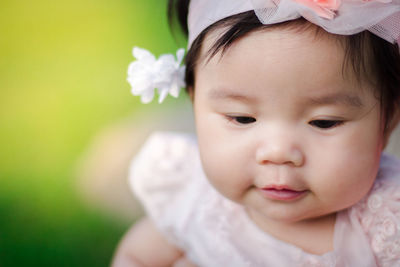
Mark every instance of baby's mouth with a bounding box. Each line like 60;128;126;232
259;186;308;201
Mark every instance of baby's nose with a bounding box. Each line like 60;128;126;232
255;134;304;167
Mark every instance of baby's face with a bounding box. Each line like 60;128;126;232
193;28;384;228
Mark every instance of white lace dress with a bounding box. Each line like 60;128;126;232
129;132;400;267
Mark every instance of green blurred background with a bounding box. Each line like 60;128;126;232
0;0;187;266
2;1;400;266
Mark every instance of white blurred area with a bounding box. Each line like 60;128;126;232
76;102;400;222
76;101;195;221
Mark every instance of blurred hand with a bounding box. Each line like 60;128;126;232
172;256;197;267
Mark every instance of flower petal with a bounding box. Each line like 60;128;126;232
158;87;169;103
128;77;153;94
127;61;146;76
140;89;155;104
176;48;185;64
292;0;340;19
133;47;156;62
169;83;181;98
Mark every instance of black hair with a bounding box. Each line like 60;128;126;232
167;0;400;131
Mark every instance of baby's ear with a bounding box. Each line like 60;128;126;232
383;107;400;148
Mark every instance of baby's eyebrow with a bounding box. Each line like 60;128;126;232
207;88;256;103
208;88;364;107
307;93;364;107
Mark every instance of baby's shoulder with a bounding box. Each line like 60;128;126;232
130;131;198;179
128;132;202;244
362;154;400;209
129;131;199;201
352;154;400;263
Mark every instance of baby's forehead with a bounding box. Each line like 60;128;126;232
199;23;342;62
199;25;339;66
198;24;371;87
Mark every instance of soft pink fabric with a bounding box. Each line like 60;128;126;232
291;0;341;19
130;132;400;267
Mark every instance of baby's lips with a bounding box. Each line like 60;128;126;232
259;185;308;201
261;184;305;192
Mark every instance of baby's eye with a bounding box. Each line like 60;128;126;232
227;116;256;125
309;120;343;129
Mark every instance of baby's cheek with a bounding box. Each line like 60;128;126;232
200;148;249;201
318;155;379;209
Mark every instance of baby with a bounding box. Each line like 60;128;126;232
113;0;400;266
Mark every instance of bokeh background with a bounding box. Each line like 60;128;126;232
1;1;400;266
0;0;192;266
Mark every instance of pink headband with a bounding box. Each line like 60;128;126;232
188;0;400;48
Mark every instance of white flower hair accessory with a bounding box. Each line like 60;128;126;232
127;47;186;104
